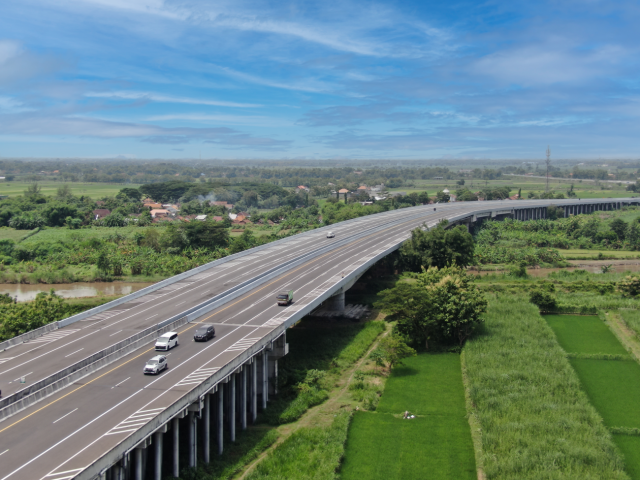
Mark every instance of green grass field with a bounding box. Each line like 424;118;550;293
545;315;629;355
376;354;468;416
341;413;476;480
341;354;476;480
569;358;640;428
544;314;640;478
614;436;640;480
0;181;138;198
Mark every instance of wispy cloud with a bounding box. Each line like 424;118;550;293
85;91;261;108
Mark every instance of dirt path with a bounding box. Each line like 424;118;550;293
460;351;486;480
234;324;391;480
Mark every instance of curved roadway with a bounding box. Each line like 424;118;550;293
0;198;634;480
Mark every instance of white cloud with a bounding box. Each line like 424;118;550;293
147;113;292;126
85;90;261;108
213;66;335;93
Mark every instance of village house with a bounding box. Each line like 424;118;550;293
93;209;110;220
149;209;170;218
296;185;310;193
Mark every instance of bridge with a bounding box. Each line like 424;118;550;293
0;197;636;480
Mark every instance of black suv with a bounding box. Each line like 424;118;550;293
194;325;216;342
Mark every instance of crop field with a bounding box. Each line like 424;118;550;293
0;181;139;198
464;298;626;480
545;315;629;355
341;413;476;480
545;314;640;478
341;354;476;480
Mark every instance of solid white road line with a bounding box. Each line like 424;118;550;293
52;409;78;424
109;330;123;336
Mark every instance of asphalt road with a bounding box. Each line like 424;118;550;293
0;199;629;480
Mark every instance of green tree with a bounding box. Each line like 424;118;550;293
618;275;640;297
399;223;474;272
627;222;640;249
378;335;416;371
56;184;72;199
42;202;79;227
117;187;142;201
435;190;450;203
24;182;41;197
376;266;487;348
96;250;111;274
546;205;564;220
529;289;557;311
610;218;627;241
182;220;229;249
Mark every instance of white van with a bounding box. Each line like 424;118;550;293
155;332;179;351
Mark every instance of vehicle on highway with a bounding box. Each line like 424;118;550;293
144;355;168;375
277;290;294;306
326;231;335;238
194;325;216;342
155;332;179;351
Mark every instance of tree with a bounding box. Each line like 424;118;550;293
96;250;111;274
529;289;557;311
56;184;72;199
376;267;487;348
399;223;474;272
42;202;79;227
627;222;640;249
117;187;142;201
24;183;41;197
242;190;259;208
618;275;640;297
546;205;563;220
182;220;229;249
103;213;126;227
417;191;430;204
435;190;450;203
610;218;627;241
378;335;416;370
369;349;386;373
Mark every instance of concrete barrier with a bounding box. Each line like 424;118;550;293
0;321;59;352
0;207;440;418
0;316;191;421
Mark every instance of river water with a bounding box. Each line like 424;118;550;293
0;282;155;302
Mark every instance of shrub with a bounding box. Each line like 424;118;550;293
618;275;640;297
529;289;557;311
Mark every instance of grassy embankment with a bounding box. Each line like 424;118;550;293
341;354;476;480
546;315;640;479
175;318;386;480
464;297;628;479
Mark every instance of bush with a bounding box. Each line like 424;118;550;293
618;275;640;297
529;289;557;311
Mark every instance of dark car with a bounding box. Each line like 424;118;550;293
194;325;216;342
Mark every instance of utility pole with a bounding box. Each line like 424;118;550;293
545;146;551;193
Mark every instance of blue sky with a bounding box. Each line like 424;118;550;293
0;0;639;160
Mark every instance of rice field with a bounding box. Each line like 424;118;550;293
464;297;627;479
341;354;476;480
545;314;640;479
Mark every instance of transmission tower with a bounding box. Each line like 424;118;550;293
545;146;551;193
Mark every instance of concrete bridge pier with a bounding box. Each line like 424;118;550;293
251;359;257;423
187;411;197;468
229;372;236;442
153;429;164;480
133;436;151;480
172;417;180;477
217;383;224;455
262;350;268;409
241;367;247;431
202;394;211;464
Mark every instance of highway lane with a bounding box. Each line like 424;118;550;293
0;206;430;399
0;204;468;480
0;198;630;479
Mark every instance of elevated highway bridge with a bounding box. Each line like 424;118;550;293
0;197;636;480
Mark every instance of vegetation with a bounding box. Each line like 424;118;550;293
376;266;487;349
341;354;476;480
399;222;475;271
464;297;627;479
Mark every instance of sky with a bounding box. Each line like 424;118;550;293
0;0;639;160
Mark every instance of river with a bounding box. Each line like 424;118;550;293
0;282;155;302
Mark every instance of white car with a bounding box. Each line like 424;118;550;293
326;232;335;238
144;355;168;375
155;331;179;351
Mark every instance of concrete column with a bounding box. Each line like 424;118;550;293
112;464;124;480
134;448;143;480
229;373;236;442
153;431;163;480
217;385;224;455
241;367;247;430
172;418;179;478
251;360;257;423
327;291;345;311
262;351;268;409
269;358;278;395
188;411;197;468
203;394;210;464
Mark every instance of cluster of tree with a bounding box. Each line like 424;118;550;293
475;212;640;252
376;266;487;349
0;291;88;341
399;221;475;272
